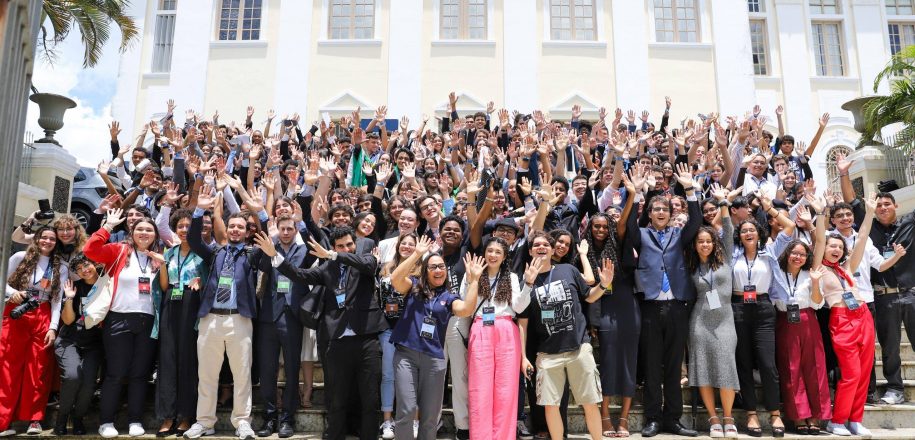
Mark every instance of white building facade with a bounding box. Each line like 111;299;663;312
112;0;915;190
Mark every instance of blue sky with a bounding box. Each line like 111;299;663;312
26;23;124;167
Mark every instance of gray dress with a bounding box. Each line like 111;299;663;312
688;217;740;389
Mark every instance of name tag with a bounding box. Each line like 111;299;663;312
787;303;801;323
335;290;346;309
541;309;555;321
39;278;51;290
277;276;291;294
420;316;436;339
138;277;151;295
743;285;757;304
853;272;861;278
218;273;233;288
384;298;400;316
706;289;721;310
883;246;896;259
482;306;495;326
842;291;860;310
170;286;183;301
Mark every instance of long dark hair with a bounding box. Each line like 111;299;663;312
8;226;62;301
478;237;513;304
734;218;768;252
411;252;448;299
582;213;620;278
685;226;726;273
549;229;576;265
124;217;161;268
778;240;813;272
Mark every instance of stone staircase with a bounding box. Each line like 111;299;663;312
28;327;915;438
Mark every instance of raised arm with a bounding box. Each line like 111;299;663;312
391;235;432;294
849;195;878;271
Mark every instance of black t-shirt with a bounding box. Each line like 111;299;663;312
443;246;468;294
57;280;103;349
518;263;591;354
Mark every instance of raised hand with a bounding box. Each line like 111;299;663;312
464;253;486;282
375;105;387;122
819;112;830;128
640;110;649;123
253;232;277;257
597;258;615;288
519;177;533;196
401;162;416;180
674;162;695;189
577;240;589;257
836;151;853;175
415;235;433;256
64;280;77;300
571;104;582;120
665;96;672;110
376;162;393;183
486;101;495;115
809;265;827;282
104;208;126;229
109;120;121;141
97;160;111;175
797;204;813;224
865;193;879;213
775;105;784;116
163;182;182;205
167;99;177;114
196;185;218;210
449;91;458;110
247;106;255;118
710;183;728;201
524;256;545;285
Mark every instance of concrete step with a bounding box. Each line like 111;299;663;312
876;342;915;361
875;361;915;381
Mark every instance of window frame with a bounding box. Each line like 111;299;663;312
439;0;488;40
150;0;177;73
651;0;701;44
888;21;915;56
886;0;914;16
808;0;841;15
811;21;846;77
747;0;765;13
749;19;770;76
215;0;264;42
327;0;376;40
548;0;598;42
826;145;853;195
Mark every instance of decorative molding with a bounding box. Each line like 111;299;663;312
319;91;375;114
431;40;496;47
316;39;382;46
209;40;269;49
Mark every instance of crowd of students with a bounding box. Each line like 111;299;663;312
1;93;914;440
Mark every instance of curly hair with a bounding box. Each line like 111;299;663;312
778;240;813;272
685;226;727;273
582;213;620;279
734;218;769;252
51;214;87;251
8;226;62;301
478;237;513;304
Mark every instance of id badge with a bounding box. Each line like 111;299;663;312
883;245;896;259
170;286;183;301
706;289;721;310
743;285;757;304
842;291;860;310
277;276;291;294
218;270;233;288
541;309;555;321
384;297;400;316
138;276;151;295
420;316;436;339
39;278;51;290
335;289;346;309
482;306;496;326
786;303;801;323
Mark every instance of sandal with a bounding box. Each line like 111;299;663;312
156;419;175;438
615;417;630;438
769;414;785;438
745;412;762;437
722;417;738;438
601;417;615;438
708;416;723;438
807;424;821;435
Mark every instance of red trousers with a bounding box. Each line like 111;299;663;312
467;316;521;440
829;306;875;424
0;302;53;428
775;309;831;421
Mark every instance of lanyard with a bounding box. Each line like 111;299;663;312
32;262;50;286
836;269;848;291
701;264;714;289
338;266;348;291
422;288;444;318
744;252;758;284
135;249;149;274
534;268;555;310
174;250;189;288
785;271;797;300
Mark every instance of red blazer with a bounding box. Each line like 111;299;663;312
83;229;130;299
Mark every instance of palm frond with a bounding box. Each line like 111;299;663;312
38;0;139;68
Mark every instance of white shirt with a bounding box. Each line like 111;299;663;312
743;174;777;200
459;272;531;318
772;269;824;311
377;236;398;266
838;229;886;303
5;253;65;331
110;252;155;315
732;250;773;294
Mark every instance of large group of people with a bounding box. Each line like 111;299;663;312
1;93;914;440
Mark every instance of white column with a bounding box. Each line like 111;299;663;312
111;0;147;138
774;0;816;139
386;0;423;122
709;0;756;116
161;0;216;117
272;0;314;118
610;0;650;111
849;0;890;95
503;0;538;112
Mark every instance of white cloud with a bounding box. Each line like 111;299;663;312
25;22;122;167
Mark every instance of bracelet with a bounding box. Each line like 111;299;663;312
603;284;613;292
683;187;695;191
521;157;531;161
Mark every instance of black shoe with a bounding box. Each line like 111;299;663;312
255;419;277;437
71;419;86;435
277;422;294;438
455;429;470;440
52;424;67;436
664;422;698;437
641;420;661;437
866;392;881;405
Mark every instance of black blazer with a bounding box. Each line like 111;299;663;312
276;238;387;342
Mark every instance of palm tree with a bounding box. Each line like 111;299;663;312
861;45;915;154
39;0;139;68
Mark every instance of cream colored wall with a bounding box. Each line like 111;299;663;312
647;46;717;116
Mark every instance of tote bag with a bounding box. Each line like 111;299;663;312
83;247;127;329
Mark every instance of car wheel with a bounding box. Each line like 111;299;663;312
70;205;92;232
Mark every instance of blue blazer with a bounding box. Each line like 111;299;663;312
188;215;270;319
627;196;701;301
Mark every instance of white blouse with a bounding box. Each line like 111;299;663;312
110;252;155;315
459;272;532;318
731;251;773;294
5;253;65;331
772;269;824;311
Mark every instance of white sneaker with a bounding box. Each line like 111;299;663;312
380;420;395;439
0;429;14;437
413;420;419;438
183;423;215;439
826;422;852;436
99;423;119;438
847;421;872;436
236;421;255;440
129;423;145;437
26;422;41;435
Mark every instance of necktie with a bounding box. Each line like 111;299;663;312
659;230;670;294
216;248;235;303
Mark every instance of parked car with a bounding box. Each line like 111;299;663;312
71;167;124;233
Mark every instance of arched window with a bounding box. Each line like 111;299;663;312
826;145;853;194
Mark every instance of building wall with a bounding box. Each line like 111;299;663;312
113;0;913;190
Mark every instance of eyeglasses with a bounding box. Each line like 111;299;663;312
832;212;853;219
420;203;437;212
789;251;808;258
427;264;446;271
651;207;670;213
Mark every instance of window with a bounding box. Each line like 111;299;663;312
889;23;915;55
812;22;844;76
826;146;853;194
654;0;699;43
329;0;375;39
151;0;177;72
217;0;262;41
441;0;487;40
749;20;769;75
549;0;597;41
748;0;764;13
886;0;914;15
809;0;839;15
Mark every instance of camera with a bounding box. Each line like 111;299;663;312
35;199;55;221
10;298;39;319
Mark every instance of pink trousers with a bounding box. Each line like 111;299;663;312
467;316;520;440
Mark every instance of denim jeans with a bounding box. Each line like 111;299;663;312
378;329;395;412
